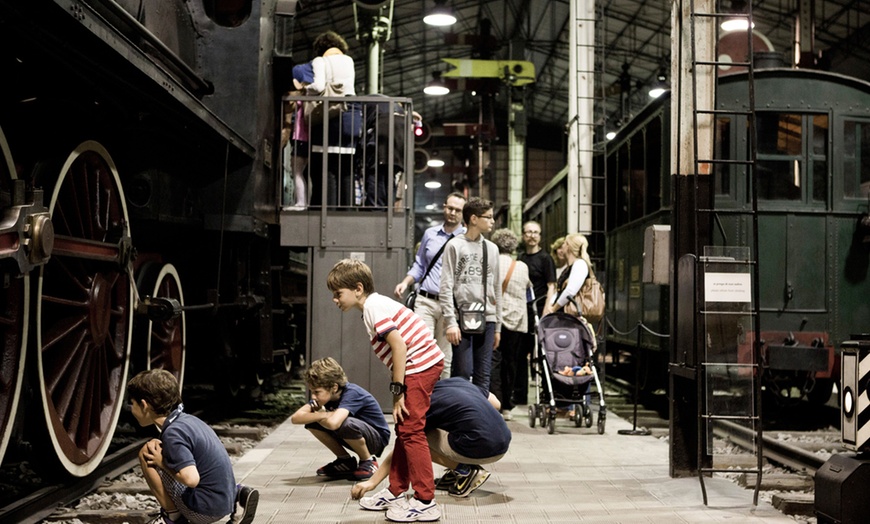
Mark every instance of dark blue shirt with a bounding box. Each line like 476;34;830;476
162;411;235;517
425;377;511;458
326;383;391;448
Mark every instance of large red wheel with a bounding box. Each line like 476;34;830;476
0;125;28;467
36;141;133;477
137;262;186;388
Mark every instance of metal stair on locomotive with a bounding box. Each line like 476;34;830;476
279;94;416;410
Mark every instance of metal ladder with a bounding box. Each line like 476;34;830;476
685;0;762;505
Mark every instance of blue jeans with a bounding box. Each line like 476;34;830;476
451;322;495;397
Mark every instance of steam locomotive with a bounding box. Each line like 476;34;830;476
0;0;324;477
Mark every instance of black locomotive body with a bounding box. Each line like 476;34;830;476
0;0;301;476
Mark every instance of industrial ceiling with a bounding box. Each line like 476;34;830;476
290;0;869;146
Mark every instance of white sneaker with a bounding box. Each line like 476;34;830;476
501;409;513;421
386;497;441;522
359;486;405;511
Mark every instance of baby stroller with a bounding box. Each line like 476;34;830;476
528;306;606;434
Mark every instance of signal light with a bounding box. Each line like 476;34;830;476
414;121;431;145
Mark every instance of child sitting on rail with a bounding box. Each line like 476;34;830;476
127;369;258;524
327;258;444;522
289;357;390;480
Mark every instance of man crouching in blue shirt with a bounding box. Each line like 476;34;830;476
353;377;511;501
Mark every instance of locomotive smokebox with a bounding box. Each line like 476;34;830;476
841;335;870;451
814;453;870;524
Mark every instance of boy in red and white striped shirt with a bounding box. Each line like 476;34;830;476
327;259;444;522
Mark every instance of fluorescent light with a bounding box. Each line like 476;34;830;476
423;84;450;96
423;2;456;26
606;131;617;140
425;180;442;189
649;87;666;98
721;18;755;32
427;158;445;168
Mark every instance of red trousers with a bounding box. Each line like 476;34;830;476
389;360;443;501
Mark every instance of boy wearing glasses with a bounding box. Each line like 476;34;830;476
394;192;466;379
439;197;502;396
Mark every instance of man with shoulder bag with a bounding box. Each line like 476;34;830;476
439;197;502;396
395;193;467;379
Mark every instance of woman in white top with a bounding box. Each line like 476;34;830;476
305;31;358;207
306;31;356;97
544;233;592;316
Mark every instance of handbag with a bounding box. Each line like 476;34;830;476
456;239;488;335
457;303;486;335
304;57;347;125
565;266;605;325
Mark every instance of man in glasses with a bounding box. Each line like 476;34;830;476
515;221;557;406
394;192;467;379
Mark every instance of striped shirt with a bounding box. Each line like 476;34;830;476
363;293;444;374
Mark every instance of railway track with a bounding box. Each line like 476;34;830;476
0;380;306;524
0;440;144;524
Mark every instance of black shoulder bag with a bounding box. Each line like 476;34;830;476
405;234;454;310
456;239;488;335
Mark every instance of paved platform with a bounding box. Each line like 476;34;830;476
232;404;794;523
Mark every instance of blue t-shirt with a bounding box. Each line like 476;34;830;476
425;377;511;458
326;383;391;448
162;410;236;517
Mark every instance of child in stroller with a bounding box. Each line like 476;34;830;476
529;309;606;434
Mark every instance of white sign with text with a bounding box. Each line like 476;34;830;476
705;272;752;303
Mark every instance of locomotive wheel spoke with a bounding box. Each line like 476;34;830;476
37;141;133;477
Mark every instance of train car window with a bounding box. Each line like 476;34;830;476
202;0;251;27
714;117;732;196
757;113;802;201
606;145;620;228
630;133;645;219
811;115;828;203
645;117;662;214
843;120;870;199
617;143;630;225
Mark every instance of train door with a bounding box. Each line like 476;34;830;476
754;112;829;322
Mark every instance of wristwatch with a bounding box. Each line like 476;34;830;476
389;381;407;396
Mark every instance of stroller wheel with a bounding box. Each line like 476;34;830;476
539;408;547;428
528;405;537;428
597;414;605;434
584;406;593;428
572;404;582;428
547;414;556;435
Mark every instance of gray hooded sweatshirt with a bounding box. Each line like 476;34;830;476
439;233;503;333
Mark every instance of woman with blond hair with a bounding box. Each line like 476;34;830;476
550;236;567;279
543;233;592;316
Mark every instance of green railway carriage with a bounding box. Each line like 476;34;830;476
525;68;870;402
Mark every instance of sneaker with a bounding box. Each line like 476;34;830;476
231;485;259;524
354;457;379;480
434;469;457;490
150;509;188;524
449;466;491;498
501;409;513;421
359;486;405;511
316;456;357;478
386;497;441;522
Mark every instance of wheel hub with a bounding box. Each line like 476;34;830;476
88;273;113;344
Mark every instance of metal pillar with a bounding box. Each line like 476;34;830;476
567;0;595;235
